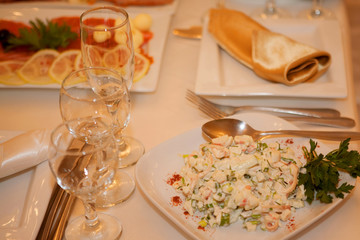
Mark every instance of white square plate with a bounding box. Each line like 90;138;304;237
135;112;355;239
195;18;347;98
0;130;54;240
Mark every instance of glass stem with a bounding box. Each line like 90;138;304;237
265;0;277;15
83;200;100;229
113;128;125;147
113;128;130;159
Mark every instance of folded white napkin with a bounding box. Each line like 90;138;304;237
0;129;51;179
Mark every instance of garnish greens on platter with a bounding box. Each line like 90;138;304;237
3;19;77;51
0;14;153;86
299;138;360;204
170;135;359;232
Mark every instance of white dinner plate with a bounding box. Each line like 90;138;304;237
135;112;356;239
0;130;54;240
195;17;347;99
0;1;178;92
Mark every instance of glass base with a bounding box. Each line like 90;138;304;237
96;171;135;208
65;213;122;240
252;7;291;19
298;8;335;20
117;136;145;168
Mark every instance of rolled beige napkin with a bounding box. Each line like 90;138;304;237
208;8;331;86
0;129;51;179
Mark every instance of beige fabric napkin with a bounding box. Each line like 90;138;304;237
208;8;331;86
0;129;51;179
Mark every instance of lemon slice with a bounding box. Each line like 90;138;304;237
103;45;131;69
0;61;26;85
82;45;103;67
49;49;81;83
74;53;83;70
17;49;59;85
134;52;150;83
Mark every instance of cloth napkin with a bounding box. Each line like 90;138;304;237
208;8;331;86
0;129;51;179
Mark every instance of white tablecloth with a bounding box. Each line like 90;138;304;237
0;0;359;239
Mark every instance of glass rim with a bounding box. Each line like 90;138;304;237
80;6;130;31
50;117;114;156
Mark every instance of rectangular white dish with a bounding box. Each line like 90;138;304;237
195;18;347;98
0;2;177;92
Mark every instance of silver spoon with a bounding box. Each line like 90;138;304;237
202;118;360;141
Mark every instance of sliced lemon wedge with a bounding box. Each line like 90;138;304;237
0;60;26;85
134;52;150;83
74;53;83;71
49;49;81;83
17;49;59;85
82;45;103;67
103;45;131;69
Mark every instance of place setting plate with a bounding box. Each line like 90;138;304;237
195;17;347;99
135;112;356;239
0;1;179;92
0;130;54;240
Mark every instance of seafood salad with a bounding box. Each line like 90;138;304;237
172;135;307;232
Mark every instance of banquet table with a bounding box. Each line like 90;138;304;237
0;0;360;239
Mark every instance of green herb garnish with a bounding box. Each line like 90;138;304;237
6;18;77;51
298;138;360;204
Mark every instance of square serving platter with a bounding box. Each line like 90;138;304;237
195;18;347;99
135;112;355;239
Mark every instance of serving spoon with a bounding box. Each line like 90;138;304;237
202;118;360;141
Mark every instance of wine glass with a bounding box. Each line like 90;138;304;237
80;6;145;168
60;67;135;207
48;118;122;239
298;0;335;20
252;0;291;19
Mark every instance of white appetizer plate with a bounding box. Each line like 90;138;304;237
195;18;347;99
0;130;54;240
135;112;355;239
0;1;177;92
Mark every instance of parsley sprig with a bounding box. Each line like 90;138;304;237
298;138;360;204
6;18;77;51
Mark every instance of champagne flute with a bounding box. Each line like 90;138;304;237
48;118;122;239
60;67;135;206
80;6;145;168
252;0;291;19
298;0;335;19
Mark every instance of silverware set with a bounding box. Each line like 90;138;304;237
36;185;75;240
186;90;356;128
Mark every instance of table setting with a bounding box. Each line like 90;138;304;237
0;0;360;239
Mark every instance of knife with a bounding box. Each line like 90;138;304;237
173;26;203;39
36;139;85;240
36;184;75;240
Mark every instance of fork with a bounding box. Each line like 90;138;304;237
186;90;355;128
186;90;341;118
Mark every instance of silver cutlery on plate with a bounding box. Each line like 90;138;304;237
36;138;86;240
186;90;355;128
173;26;202;39
36;185;75;240
202;118;360;141
281;116;355;128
